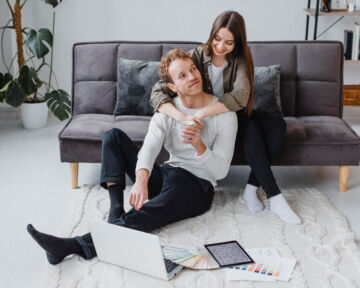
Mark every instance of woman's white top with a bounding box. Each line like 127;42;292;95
207;61;228;97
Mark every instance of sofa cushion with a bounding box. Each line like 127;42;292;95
253;65;282;115
113;58;160;116
59;113;360;165
231;116;360;166
58;113;171;163
60;114;359;148
73;81;116;115
59;114;151;142
284;116;360;145
278;116;360;164
249;43;297;116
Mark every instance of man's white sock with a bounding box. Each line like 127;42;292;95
269;194;301;225
242;184;264;213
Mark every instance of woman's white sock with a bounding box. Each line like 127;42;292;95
269;194;301;224
243;184;264;213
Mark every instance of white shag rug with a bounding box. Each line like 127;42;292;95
44;185;360;288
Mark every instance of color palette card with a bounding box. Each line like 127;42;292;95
226;267;276;282
228;256;296;281
225;248;297;282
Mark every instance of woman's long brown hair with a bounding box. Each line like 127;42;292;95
204;11;254;116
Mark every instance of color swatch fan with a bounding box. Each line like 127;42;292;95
162;245;220;270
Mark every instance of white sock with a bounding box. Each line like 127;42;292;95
270;194;301;225
242;184;264;213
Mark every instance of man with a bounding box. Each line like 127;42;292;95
27;49;238;264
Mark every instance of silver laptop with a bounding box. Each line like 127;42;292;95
88;219;184;280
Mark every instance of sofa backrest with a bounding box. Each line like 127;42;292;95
72;41;343;118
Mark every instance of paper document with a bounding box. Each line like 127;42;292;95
225;248;297;282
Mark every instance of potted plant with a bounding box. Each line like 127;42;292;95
0;0;71;129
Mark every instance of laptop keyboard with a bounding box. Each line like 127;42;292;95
164;259;180;273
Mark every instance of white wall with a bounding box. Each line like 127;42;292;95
1;0;360;97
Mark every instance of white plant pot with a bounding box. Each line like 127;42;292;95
20;102;48;130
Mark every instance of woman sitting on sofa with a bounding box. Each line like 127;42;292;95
150;10;301;224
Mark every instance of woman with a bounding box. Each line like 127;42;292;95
150;11;301;224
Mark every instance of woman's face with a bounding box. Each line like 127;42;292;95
211;27;235;57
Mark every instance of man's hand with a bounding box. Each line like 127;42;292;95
181;123;206;156
129;169;149;210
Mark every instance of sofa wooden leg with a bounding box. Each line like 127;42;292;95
339;166;349;192
70;163;79;189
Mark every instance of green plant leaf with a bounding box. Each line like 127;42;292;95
43;0;63;8
0;82;10;93
5;80;26;107
18;65;42;95
0;73;13;101
45;89;71;121
26;29;53;58
0;81;11;94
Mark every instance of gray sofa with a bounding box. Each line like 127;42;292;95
58;40;360;191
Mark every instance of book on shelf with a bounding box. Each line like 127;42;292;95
320;0;331;12
352;23;360;61
344;30;353;60
344;23;360;61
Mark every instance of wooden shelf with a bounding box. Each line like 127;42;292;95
304;8;360;16
344;85;360;105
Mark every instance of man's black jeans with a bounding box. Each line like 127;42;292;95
237;110;286;198
75;128;214;260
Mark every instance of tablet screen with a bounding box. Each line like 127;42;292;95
204;241;254;267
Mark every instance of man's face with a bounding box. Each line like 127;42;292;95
167;58;203;96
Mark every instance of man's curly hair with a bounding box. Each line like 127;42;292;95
158;49;192;84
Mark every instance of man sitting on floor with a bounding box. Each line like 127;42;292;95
27;48;238;264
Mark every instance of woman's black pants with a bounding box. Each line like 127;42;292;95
237;110;286;198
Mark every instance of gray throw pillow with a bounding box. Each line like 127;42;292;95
114;58;160;116
253;65;282;115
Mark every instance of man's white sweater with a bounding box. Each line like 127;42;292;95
135;96;238;187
